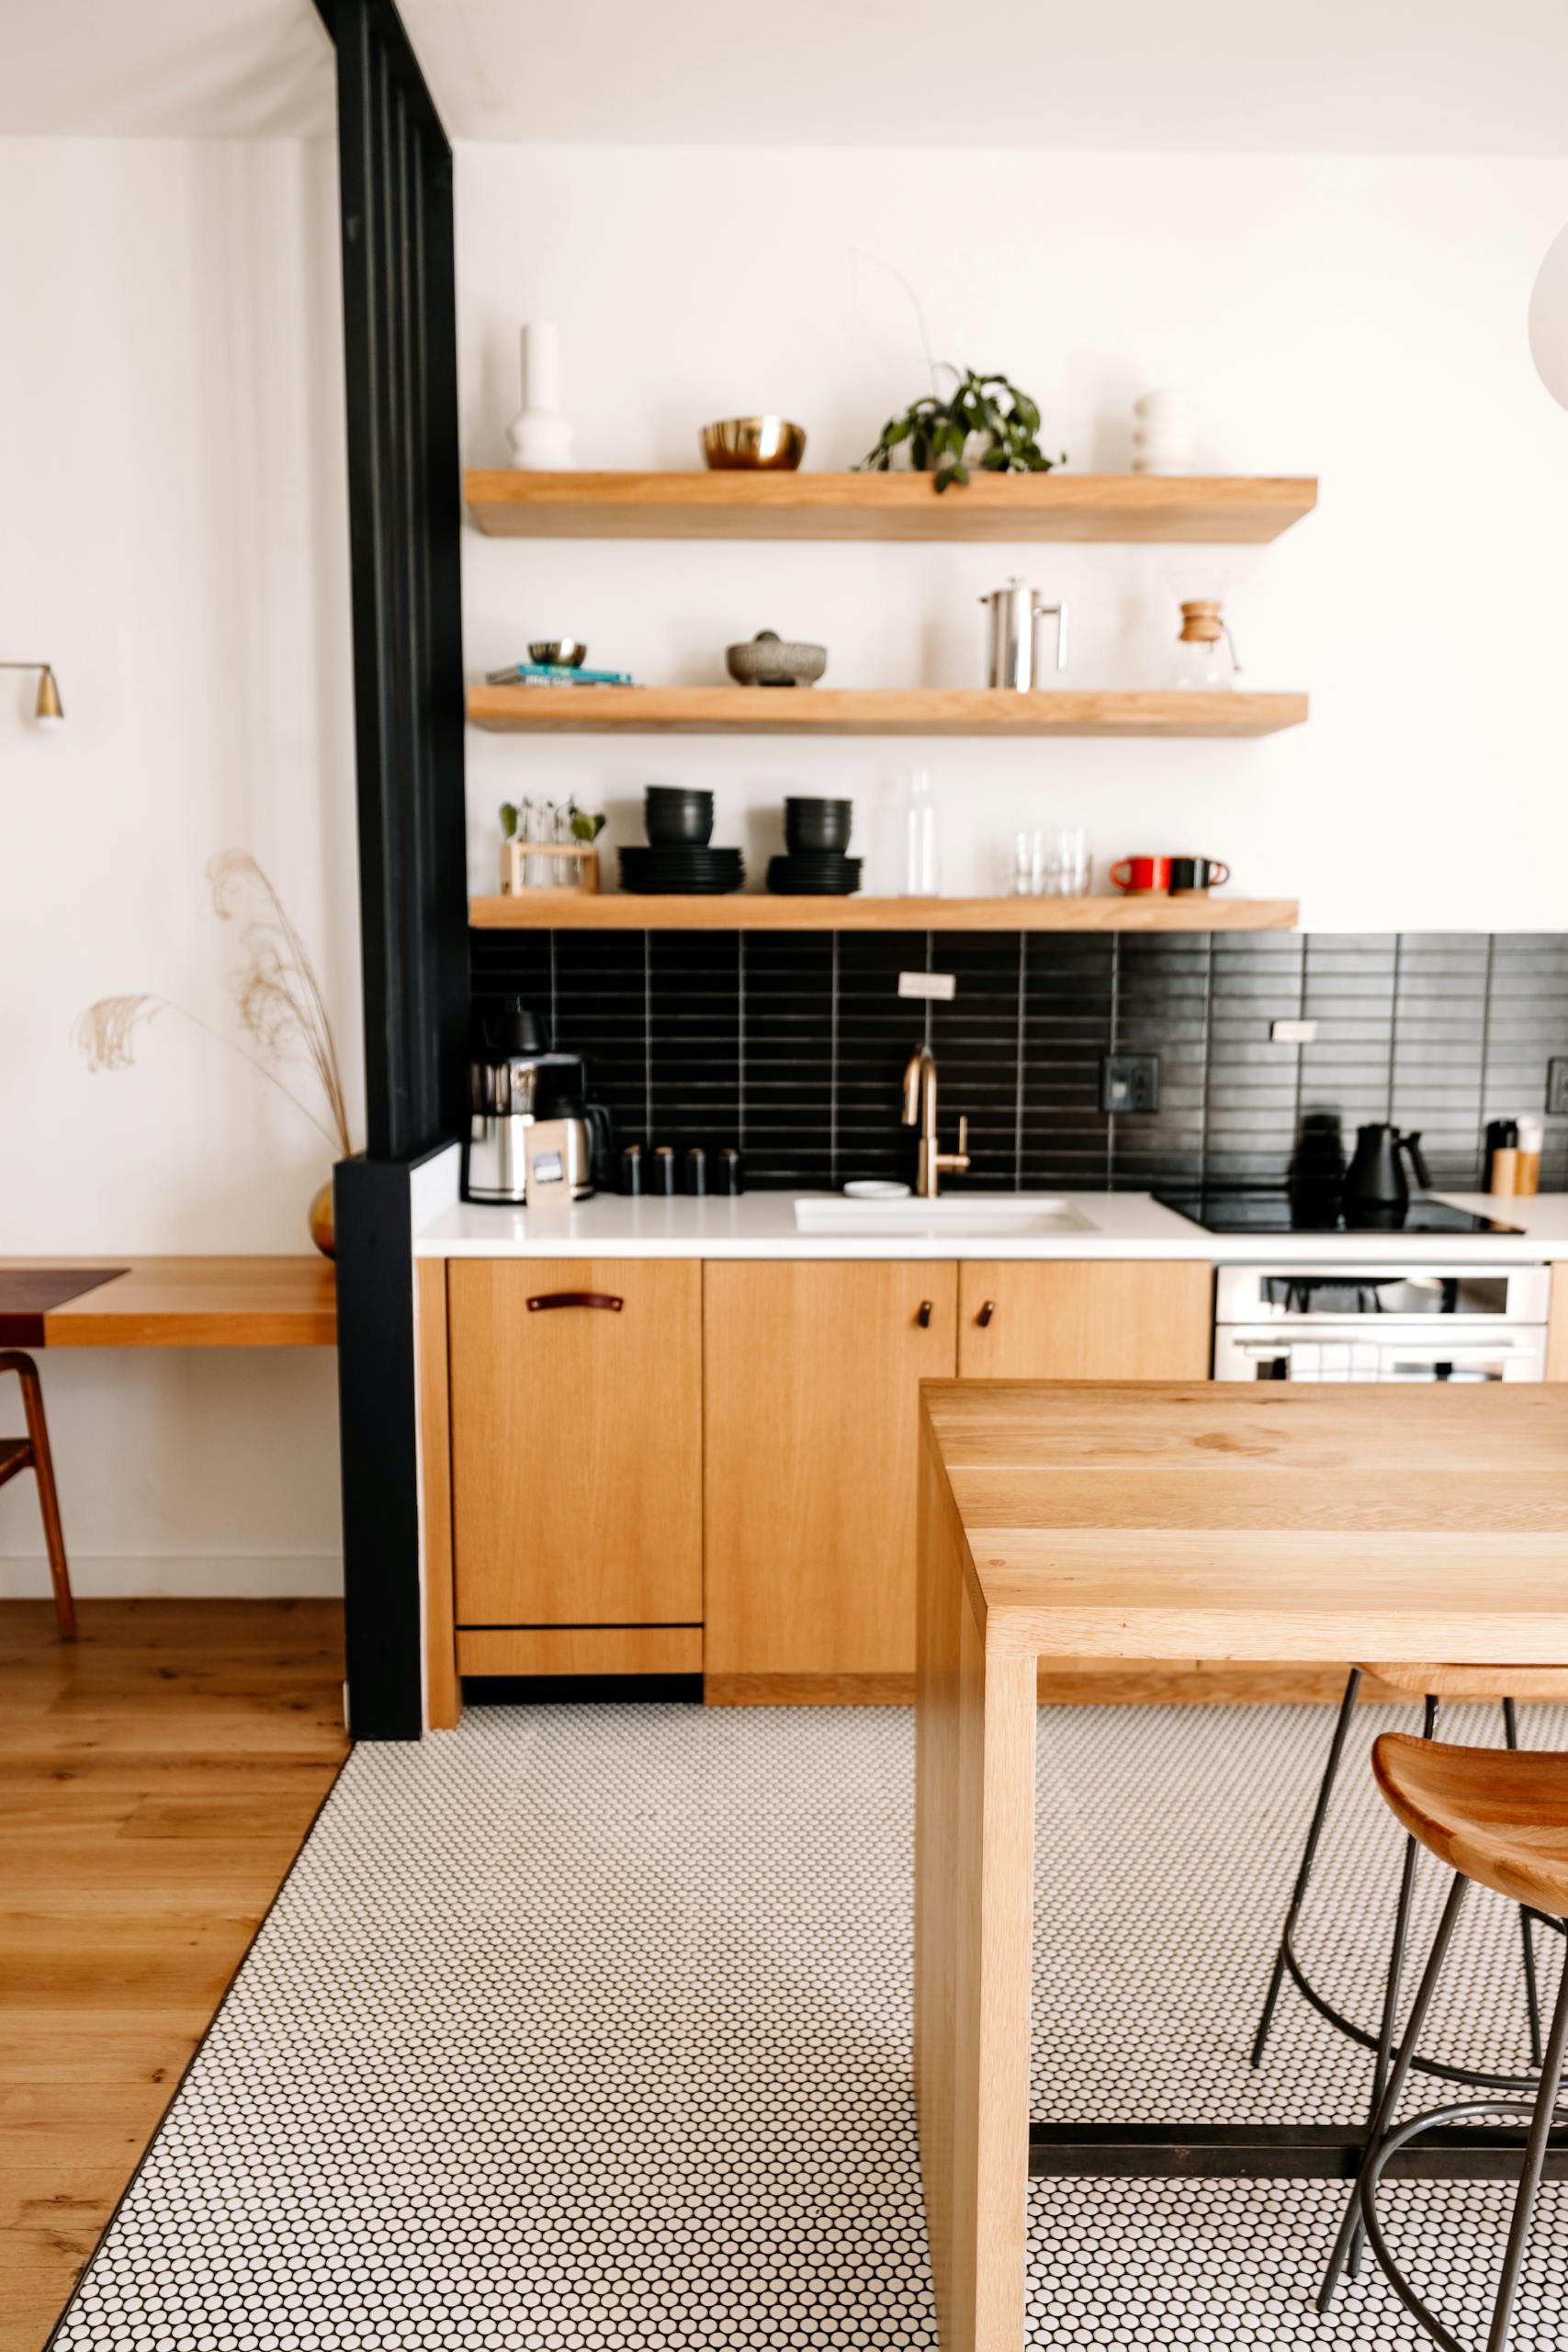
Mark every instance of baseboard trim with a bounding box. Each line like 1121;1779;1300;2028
705;1673;915;1707
0;1555;344;1600
705;1662;1359;1708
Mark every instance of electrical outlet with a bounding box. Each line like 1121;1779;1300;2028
1549;1058;1568;1117
1100;1052;1161;1114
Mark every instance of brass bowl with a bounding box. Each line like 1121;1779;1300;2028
701;415;807;471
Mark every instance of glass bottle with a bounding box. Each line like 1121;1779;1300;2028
904;768;940;895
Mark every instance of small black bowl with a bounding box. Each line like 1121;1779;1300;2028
645;786;715;846
784;796;852;853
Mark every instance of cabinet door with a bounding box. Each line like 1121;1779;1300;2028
704;1261;958;1684
956;1261;1212;1380
449;1258;702;1627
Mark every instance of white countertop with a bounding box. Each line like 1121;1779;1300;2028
413;1189;1568;1263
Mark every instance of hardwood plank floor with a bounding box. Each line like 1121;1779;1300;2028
0;1598;346;2352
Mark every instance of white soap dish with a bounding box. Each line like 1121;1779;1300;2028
843;1180;911;1201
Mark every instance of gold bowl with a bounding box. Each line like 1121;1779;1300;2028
701;415;807;471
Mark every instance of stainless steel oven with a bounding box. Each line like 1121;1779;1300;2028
1213;1263;1551;1384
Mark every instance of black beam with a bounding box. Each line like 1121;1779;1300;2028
1028;2120;1568;2179
313;0;469;1734
333;1157;423;1737
317;0;468;1164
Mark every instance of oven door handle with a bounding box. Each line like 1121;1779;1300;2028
1234;1336;1529;1360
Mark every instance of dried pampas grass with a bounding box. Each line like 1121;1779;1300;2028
75;854;353;1158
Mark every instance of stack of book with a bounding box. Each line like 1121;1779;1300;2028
486;662;634;688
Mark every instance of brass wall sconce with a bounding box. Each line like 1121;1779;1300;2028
2;662;64;723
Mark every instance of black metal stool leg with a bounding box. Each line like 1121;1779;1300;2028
1485;1930;1568;2352
1320;1871;1471;2314
1252;1666;1362;2068
1345;1691;1438;2280
1503;1697;1545;2072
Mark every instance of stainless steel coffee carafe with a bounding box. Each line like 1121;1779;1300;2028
464;998;596;1205
980;576;1070;690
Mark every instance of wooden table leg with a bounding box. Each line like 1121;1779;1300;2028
917;1421;1037;2351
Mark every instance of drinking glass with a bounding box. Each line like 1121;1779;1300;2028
1012;828;1044;897
1042;826;1091;897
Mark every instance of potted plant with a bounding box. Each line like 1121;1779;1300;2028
859;368;1065;492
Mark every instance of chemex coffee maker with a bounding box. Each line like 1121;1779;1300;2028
464;997;615;1206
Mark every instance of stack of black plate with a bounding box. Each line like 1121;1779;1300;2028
620;845;744;895
765;852;862;895
767;796;861;895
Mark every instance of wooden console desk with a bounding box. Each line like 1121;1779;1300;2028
0;1259;336;1347
914;1380;1568;2352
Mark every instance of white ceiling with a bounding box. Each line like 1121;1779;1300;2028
2;0;1564;152
400;0;1568;152
0;0;332;136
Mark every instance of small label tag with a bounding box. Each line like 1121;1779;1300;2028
531;1150;565;1183
898;971;956;1001
1270;1019;1319;1045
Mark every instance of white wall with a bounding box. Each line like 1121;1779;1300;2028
0;135;356;1599
456;145;1568;930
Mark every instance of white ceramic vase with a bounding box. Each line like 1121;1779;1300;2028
506;322;576;471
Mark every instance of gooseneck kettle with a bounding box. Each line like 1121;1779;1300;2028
1342;1122;1431;1228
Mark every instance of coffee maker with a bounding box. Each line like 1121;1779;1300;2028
464;999;615;1205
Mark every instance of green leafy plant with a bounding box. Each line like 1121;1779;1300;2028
859;368;1064;492
501;797;605;842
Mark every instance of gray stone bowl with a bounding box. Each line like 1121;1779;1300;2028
726;629;828;688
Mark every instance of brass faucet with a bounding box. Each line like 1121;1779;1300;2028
902;1043;970;1198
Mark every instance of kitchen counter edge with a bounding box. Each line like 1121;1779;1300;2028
412;1191;1568;1264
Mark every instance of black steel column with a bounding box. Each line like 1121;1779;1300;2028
316;0;468;1736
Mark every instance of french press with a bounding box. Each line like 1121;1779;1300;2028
979;577;1070;690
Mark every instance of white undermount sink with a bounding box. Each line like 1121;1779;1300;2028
793;1194;1094;1238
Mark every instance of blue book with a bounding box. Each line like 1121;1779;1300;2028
487;662;635;687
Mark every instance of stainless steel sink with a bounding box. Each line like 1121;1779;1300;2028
793;1194;1094;1238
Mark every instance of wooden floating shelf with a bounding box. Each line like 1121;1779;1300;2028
464;469;1318;545
468;685;1307;739
470;894;1300;934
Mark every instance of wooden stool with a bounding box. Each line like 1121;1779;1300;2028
0;1351;74;1639
1321;1736;1568;2349
1253;1665;1568;2102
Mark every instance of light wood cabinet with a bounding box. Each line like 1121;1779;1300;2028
1547;1269;1568;1382
447;1258;702;1633
703;1261;958;1696
955;1261;1213;1380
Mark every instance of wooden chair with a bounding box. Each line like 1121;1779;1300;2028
1321;1736;1568;2349
1253;1662;1568;2105
0;1351;74;1639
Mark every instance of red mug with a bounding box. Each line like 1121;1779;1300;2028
1111;855;1170;894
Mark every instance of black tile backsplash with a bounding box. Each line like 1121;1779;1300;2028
468;928;1568;1193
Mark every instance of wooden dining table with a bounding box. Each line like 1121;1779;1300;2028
914;1379;1568;2352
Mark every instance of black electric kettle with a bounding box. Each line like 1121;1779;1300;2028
1342;1123;1431;1228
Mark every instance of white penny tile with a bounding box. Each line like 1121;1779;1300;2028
51;1702;1568;2350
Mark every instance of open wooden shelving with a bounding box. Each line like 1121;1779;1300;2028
468;685;1307;738
469;893;1299;934
464;469;1318;544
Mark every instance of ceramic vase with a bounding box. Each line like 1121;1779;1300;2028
505;322;576;470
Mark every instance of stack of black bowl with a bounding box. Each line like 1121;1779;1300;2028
621;787;743;894
767;797;862;895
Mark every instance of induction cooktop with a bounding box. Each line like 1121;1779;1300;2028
1154;1187;1524;1238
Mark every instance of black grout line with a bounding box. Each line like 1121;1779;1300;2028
738;931;748;1157
1385;933;1402;1124
829;932;839;1191
1013;931;1027;1193
643;931;653;1143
